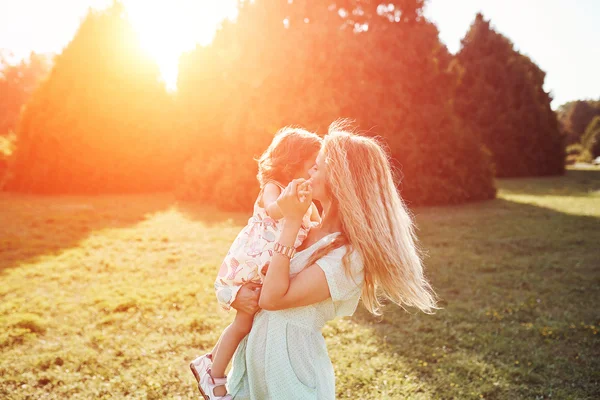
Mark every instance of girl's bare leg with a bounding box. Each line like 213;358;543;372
209;311;255;396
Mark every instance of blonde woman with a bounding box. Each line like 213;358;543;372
226;122;438;400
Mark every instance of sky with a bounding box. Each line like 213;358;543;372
0;0;598;106
424;0;600;107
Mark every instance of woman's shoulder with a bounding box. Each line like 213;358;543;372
315;244;365;309
316;244;364;276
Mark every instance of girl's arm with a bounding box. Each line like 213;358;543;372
258;219;331;310
262;183;284;219
259;180;332;310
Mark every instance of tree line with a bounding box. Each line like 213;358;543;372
1;1;572;210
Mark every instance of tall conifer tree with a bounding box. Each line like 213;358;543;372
455;13;564;177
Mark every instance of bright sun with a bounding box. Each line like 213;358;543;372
124;0;238;90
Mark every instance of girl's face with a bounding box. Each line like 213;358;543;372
308;150;328;201
297;151;319;180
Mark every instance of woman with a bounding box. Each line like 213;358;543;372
227;122;438;399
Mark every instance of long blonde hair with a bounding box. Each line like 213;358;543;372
307;121;438;315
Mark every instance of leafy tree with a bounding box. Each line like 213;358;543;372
557;100;600;145
0;52;51;136
581;116;600;158
177;0;496;210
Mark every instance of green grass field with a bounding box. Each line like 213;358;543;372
1;167;598;399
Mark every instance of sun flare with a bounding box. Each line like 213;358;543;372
124;0;238;90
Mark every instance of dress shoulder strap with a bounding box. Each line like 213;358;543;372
255;180;286;209
262;179;286;190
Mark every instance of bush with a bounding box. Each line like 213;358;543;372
176;153;259;212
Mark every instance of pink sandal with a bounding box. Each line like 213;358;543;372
198;368;232;400
189;353;212;385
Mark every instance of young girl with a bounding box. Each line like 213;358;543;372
190;127;322;400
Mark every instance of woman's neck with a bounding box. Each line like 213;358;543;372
319;198;343;233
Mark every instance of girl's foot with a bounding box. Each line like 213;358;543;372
198;368;232;400
189;353;212;385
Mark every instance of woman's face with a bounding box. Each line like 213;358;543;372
308;150;328;201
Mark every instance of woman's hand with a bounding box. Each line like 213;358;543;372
276;179;312;221
230;282;262;314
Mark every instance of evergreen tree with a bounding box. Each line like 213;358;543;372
7;4;183;193
455;13;564;177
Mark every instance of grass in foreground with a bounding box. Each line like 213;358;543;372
0;168;598;399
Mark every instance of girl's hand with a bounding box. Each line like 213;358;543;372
277;179;312;221
297;180;311;203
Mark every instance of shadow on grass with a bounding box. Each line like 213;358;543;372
2;182;599;398
0;192;174;273
351;197;599;399
0;191;256;275
497;168;600;198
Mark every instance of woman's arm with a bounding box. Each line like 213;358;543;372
230;282;262;314
258;219;331;311
259;180;332;310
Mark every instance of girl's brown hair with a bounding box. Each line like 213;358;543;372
256;127;322;187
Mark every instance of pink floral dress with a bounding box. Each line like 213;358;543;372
214;181;315;310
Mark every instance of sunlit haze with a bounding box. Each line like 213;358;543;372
125;0;237;89
0;0;237;90
0;0;598;103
